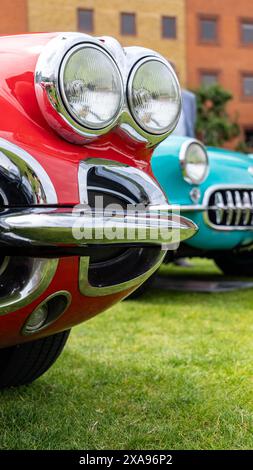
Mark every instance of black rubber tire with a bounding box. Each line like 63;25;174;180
126;273;157;299
0;330;70;389
214;252;253;277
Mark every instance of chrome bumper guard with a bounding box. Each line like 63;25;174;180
0;144;197;303
0;206;197;249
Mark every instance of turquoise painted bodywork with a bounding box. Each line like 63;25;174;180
152;136;253;250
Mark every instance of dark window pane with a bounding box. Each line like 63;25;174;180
243;76;253;96
121;13;136;35
200;18;217;41
162;16;177;39
201;72;218;87
241;22;253;44
78;9;93;32
245;128;253;147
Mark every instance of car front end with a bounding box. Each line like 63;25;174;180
0;32;198;387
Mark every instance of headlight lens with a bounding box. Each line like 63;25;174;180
59;45;123;129
128;58;181;135
181;141;209;184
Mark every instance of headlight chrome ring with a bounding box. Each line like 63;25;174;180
59;43;124;130
35;33;124;142
127;56;181;135
179;139;209;185
35;33;182;146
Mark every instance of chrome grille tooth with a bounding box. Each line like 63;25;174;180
214;191;224;225
242;191;251;225
234;191;242;226
225;190;234;226
251;191;253;225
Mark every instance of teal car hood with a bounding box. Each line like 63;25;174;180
207;147;253;171
151;137;253;251
152;137;253;206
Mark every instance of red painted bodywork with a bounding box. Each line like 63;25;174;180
0;33;156;348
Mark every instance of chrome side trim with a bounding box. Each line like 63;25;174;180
175;204;206;212
0;138;57;204
0;139;58;316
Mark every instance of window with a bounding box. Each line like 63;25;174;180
242;74;253;98
240;19;253;44
77;9;94;32
200;71;219;87
162;16;177;39
199;16;218;43
244;128;253;148
120;13;136;36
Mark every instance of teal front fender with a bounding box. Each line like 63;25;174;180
152;137;253;251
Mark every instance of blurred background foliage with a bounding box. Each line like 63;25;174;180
195;85;241;148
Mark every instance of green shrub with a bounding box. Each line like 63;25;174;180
195;84;240;147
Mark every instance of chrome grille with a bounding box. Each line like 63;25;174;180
206;187;253;229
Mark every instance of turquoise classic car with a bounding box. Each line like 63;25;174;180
151;136;253;276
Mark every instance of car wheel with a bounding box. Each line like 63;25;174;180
0;330;70;389
214;252;253;277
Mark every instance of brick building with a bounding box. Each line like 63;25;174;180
0;0;253;147
186;0;253;147
0;0;27;34
26;0;186;85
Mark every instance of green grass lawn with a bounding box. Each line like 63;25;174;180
1;259;253;450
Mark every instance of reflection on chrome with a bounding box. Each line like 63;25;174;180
71;201;196;250
0;203;197;251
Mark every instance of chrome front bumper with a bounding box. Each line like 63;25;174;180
0;206;197;249
0;142;197;306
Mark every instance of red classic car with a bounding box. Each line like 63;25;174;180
0;32;196;388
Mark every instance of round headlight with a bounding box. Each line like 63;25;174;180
127;57;181;135
180;140;209;184
59;44;123;129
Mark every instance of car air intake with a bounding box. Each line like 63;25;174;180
80;162;164;294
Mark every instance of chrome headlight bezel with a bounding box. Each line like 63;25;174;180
127;56;181;136
35;33;124;142
35;33;182;147
179;139;209;185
